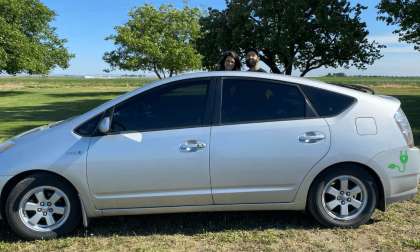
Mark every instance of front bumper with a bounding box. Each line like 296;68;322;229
0;176;12;220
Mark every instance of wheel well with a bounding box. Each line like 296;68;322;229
308;162;385;211
0;170;82;219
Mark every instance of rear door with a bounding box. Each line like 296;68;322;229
210;77;331;204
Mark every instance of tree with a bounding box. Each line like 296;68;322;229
0;0;73;74
198;0;384;76
104;5;202;79
378;0;420;51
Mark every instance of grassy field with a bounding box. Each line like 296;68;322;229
0;76;419;251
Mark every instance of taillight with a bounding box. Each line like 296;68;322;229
394;108;414;147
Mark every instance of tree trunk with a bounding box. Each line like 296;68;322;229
260;48;282;74
153;65;162;79
284;64;293;75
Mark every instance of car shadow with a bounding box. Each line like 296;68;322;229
0;211;318;241
0;210;383;242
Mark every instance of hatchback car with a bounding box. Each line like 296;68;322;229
0;71;419;239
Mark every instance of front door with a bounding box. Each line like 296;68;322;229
86;78;214;209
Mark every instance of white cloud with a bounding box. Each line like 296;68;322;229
368;34;400;45
381;46;417;53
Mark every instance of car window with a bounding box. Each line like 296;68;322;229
301;85;356;117
74;113;103;136
221;78;307;124
111;79;210;132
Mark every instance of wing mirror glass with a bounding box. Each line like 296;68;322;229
98;117;111;134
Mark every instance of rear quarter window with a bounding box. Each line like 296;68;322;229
301;85;356;117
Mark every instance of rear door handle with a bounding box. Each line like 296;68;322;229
299;132;326;143
179;140;207;152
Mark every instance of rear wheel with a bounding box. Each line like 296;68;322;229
308;166;377;227
5;173;81;240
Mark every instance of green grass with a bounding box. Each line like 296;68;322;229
314;76;420;86
0;76;419;251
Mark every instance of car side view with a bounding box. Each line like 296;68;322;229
0;71;418;240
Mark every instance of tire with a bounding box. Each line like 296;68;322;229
308;165;378;228
5;173;81;240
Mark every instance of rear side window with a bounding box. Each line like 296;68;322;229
301;85;356;117
221;78;307;124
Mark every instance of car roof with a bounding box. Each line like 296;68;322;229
72;71;398;127
152;71;371;97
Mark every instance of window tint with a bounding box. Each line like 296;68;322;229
111;79;210;132
301;85;356;117
74;113;103;136
221;79;307;124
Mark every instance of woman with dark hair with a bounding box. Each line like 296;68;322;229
218;51;241;71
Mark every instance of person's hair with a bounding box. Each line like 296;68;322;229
245;48;259;56
218;51;242;71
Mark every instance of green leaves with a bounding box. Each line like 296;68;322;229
0;0;73;74
377;0;420;51
198;0;384;76
104;4;203;79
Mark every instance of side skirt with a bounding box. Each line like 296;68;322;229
98;202;304;217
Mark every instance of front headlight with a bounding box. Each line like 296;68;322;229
0;141;15;153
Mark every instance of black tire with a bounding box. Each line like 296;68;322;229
308;165;378;228
5;173;81;240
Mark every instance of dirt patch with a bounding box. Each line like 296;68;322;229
0;83;25;90
373;84;420;89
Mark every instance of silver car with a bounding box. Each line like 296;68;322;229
0;71;419;239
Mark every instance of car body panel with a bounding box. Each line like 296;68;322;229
86;127;213;209
210;118;330;204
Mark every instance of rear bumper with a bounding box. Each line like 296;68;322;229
369;147;420;208
386;187;417;205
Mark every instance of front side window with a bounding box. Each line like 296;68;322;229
74;113;103;136
221;78;307;124
111;79;210;132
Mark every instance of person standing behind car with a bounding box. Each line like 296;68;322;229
218;51;242;71
245;48;266;72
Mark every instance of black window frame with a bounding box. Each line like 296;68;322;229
73;111;106;137
213;77;319;126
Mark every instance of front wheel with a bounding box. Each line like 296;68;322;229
308;166;378;227
5;173;81;240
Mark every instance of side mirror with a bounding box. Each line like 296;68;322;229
98;117;111;134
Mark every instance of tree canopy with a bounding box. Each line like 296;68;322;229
104;4;202;79
198;0;384;76
378;0;420;51
0;0;73;74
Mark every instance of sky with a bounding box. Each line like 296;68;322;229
42;0;420;77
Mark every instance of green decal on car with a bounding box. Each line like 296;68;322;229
388;150;409;172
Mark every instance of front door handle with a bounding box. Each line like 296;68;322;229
179;140;207;152
299;132;326;143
